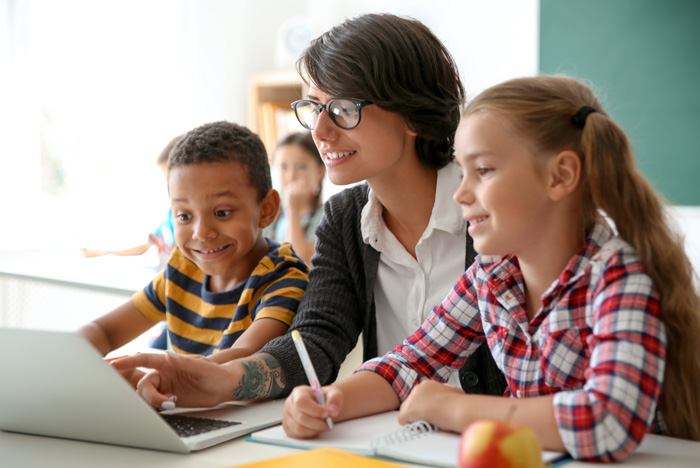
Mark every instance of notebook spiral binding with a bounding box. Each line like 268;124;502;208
369;420;437;449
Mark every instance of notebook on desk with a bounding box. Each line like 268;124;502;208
250;411;569;468
0;327;284;453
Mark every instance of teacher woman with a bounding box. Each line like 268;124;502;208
114;12;506;408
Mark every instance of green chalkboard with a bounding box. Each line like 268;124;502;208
539;0;700;205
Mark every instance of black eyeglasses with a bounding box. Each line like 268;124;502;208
291;98;374;130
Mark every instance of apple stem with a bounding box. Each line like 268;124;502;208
504;404;517;423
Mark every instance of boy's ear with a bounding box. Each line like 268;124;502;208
258;189;280;229
547;150;582;201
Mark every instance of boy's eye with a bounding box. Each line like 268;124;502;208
215;210;231;218
176;213;191;222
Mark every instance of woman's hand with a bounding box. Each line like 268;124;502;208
282;385;342;439
112;352;235;409
116;365;146;390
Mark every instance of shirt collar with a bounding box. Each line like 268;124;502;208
476;218;616;290
361;163;466;245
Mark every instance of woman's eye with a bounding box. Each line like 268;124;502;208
477;166;493;177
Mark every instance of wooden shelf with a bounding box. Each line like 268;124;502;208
247;71;308;160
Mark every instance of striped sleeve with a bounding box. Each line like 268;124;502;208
132;268;167;323
248;242;309;326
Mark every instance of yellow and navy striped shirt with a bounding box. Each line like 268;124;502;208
132;239;308;355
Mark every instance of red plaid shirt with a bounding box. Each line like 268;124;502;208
359;221;666;462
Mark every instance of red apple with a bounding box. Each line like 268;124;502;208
458;420;542;468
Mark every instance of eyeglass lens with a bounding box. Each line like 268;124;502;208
295;100;361;130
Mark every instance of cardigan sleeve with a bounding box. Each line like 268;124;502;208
260;185;370;396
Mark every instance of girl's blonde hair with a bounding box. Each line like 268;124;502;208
463;75;700;440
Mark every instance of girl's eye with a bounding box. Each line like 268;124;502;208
215;210;231;218
176;213;191;222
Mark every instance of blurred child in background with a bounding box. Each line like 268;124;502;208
266;132;325;265
81;134;183;264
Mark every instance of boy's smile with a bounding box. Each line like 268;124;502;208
169;160;271;292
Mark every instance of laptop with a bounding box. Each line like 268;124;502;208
0;327;285;453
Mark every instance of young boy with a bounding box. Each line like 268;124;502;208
78;121;309;388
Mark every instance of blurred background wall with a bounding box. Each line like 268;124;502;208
0;0;538;251
0;0;696;268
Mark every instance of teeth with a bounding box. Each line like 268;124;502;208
325;151;354;160
471;216;487;224
200;246;225;254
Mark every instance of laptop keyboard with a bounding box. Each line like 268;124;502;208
161;414;242;438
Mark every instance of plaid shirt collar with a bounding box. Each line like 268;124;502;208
475;219;615;301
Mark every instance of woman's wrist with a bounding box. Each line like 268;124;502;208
221;360;245;402
224;354;287;401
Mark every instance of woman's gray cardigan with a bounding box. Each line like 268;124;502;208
260;183;507;398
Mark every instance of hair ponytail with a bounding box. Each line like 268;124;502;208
464;75;700;441
581;111;700;441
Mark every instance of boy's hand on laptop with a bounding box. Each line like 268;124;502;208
112;352;233;409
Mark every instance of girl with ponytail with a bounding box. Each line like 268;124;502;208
283;74;700;462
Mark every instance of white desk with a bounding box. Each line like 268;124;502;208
0;248;158;294
0;430;297;468
2;427;699;468
0;249;162;352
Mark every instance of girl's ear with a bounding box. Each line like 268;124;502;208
548;150;582;201
258;189;281;228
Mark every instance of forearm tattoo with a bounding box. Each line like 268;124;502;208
232;354;287;400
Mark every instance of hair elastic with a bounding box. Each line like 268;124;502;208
572;106;596;128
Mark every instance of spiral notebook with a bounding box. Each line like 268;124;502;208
249;411;568;467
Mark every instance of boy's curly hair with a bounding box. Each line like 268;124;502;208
169;121;271;200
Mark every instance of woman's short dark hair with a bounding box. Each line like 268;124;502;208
297;13;465;169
